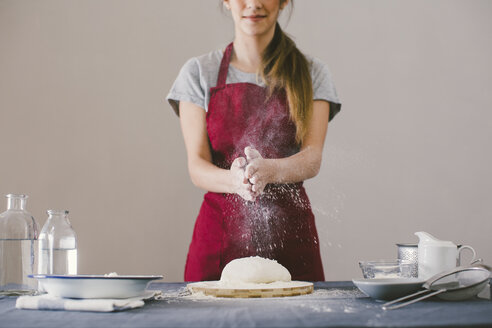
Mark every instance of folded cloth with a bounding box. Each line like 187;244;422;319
16;291;161;312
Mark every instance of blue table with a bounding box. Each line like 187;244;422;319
1;281;491;327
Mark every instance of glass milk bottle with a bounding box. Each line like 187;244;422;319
0;194;38;295
38;210;77;275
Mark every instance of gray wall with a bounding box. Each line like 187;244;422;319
0;0;490;281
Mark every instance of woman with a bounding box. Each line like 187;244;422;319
167;0;341;282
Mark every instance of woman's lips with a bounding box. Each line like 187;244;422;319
243;15;266;22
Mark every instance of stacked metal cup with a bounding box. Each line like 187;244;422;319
396;243;418;278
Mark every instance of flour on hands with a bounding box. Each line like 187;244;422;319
230;156;255;201
244;146;271;197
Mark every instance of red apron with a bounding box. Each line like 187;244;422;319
184;43;325;282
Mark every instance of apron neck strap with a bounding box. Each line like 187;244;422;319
216;42;234;87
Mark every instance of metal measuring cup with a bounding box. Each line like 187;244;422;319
397;243;418;278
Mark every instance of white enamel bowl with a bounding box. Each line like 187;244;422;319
29;274;163;299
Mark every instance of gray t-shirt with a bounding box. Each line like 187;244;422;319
166;48;341;120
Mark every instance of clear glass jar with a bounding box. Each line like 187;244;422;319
38;210;78;275
0;194;38;295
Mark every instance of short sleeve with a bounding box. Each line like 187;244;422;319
310;57;342;121
166;57;206;116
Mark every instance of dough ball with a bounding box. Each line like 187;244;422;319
220;256;291;284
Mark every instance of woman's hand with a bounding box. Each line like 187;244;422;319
243;100;330;188
244;147;274;197
230;156;256;201
179;100;330;195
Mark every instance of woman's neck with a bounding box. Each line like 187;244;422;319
231;28;275;73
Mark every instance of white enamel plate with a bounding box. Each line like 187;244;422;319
29;274;163;299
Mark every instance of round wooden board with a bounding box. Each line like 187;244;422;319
186;281;314;298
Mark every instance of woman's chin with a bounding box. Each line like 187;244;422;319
239;25;274;38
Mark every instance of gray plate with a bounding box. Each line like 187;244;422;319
352;278;424;301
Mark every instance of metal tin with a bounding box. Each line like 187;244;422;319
396;243;418;278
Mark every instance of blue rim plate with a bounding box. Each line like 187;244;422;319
29;274;163;299
29;274;163;280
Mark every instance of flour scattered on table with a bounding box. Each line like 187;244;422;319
343;306;358;313
156;287;221;303
305;287;366;299
299;303;333;313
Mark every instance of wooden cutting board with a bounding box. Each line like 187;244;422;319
187;281;313;298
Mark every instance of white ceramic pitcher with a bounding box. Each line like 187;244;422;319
415;231;477;280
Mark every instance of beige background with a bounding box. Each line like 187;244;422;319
0;0;491;281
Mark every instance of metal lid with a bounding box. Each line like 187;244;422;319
396;243;418;247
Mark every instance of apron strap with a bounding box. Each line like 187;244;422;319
216;42;234;87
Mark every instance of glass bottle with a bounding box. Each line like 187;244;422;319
38;210;77;275
0;194;38;295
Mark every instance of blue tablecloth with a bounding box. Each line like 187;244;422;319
1;281;491;328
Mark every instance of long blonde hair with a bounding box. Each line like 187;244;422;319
260;1;313;144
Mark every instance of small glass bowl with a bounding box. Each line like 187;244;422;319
359;259;414;279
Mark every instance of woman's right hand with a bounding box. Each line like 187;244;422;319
230;157;255;201
180;101;259;199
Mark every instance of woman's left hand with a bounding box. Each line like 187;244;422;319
241;101;331;193
244;146;275;197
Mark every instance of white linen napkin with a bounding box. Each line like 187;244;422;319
16;291;160;312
